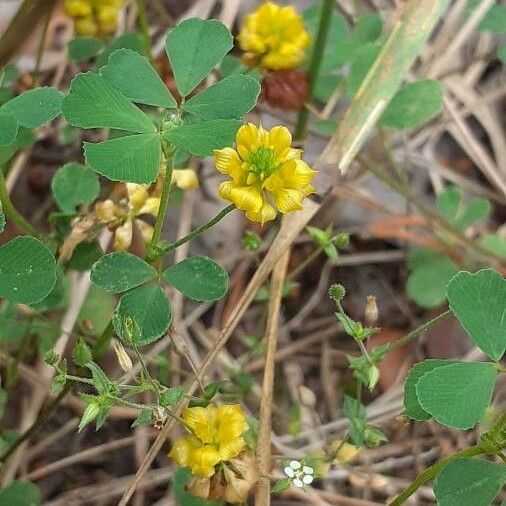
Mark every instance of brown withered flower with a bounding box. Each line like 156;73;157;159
260;70;309;111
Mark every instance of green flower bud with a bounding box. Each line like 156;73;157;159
329;283;346;302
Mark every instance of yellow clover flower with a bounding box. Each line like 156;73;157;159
214;123;316;224
169;404;248;478
237;1;311;70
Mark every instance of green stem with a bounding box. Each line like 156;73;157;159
93;320;114;357
151;150;174;247
158;204;235;255
133;345;160;404
294;0;333;141
135;0;153;63
0;169;39;237
386;310;452;352
388;445;486;505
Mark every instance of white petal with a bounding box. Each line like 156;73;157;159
303;475;314;485
284;467;295;478
289;460;301;470
293;478;304;488
303;466;314;475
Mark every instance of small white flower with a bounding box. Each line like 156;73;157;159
284;466;295;478
302;474;314;485
289;460;302;470
283;459;316;489
293;478;304;488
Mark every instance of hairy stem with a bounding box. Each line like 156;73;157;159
0;169;39;237
388;445;486;505
294;0;333;141
151;150;174;247
386;310;452;352
158;204;235;255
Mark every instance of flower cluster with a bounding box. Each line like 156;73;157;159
214;123;316;224
169;404;248;477
95;183;160;252
283;460;314;488
64;0;124;37
94;169;198;251
169;404;258;503
237;1;311;70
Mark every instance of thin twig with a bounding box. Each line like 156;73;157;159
255;249;290;506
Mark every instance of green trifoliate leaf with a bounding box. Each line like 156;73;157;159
165;18;233;96
0;110;17;145
380;80;444;130
403;359;458;421
184;75;260;120
2;87;62;128
416;361;496;430
351;14;383;44
101;49;176;109
68;36;104;61
434;458;506;506
163;256;229;301
480;234;506;259
163;119;241;157
62;72;155;133
447;269;506;361
0;480;41;506
113;285;172;346
84;133;161;183
51;162;100;213
0;237;57;304
91;252;156;293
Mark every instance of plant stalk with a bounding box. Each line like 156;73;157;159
388;445;486;505
294;0;333;141
158;204;235;255
151;150;174;247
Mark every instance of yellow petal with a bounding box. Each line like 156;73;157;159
218;437;246;461
229;186;264;213
188;445;222;477
272;188;303;214
218;181;237;202
267;126;292;158
278;159;316;189
214;147;243;180
168;436;196;468
183;406;216;444
216;405;248;440
172;169;199;190
245;198;277;224
113;220;133;251
236;123;267;160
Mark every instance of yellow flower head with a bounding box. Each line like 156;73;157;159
214;123;316;224
169;404;248;477
64;0;124;36
238;1;311;70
